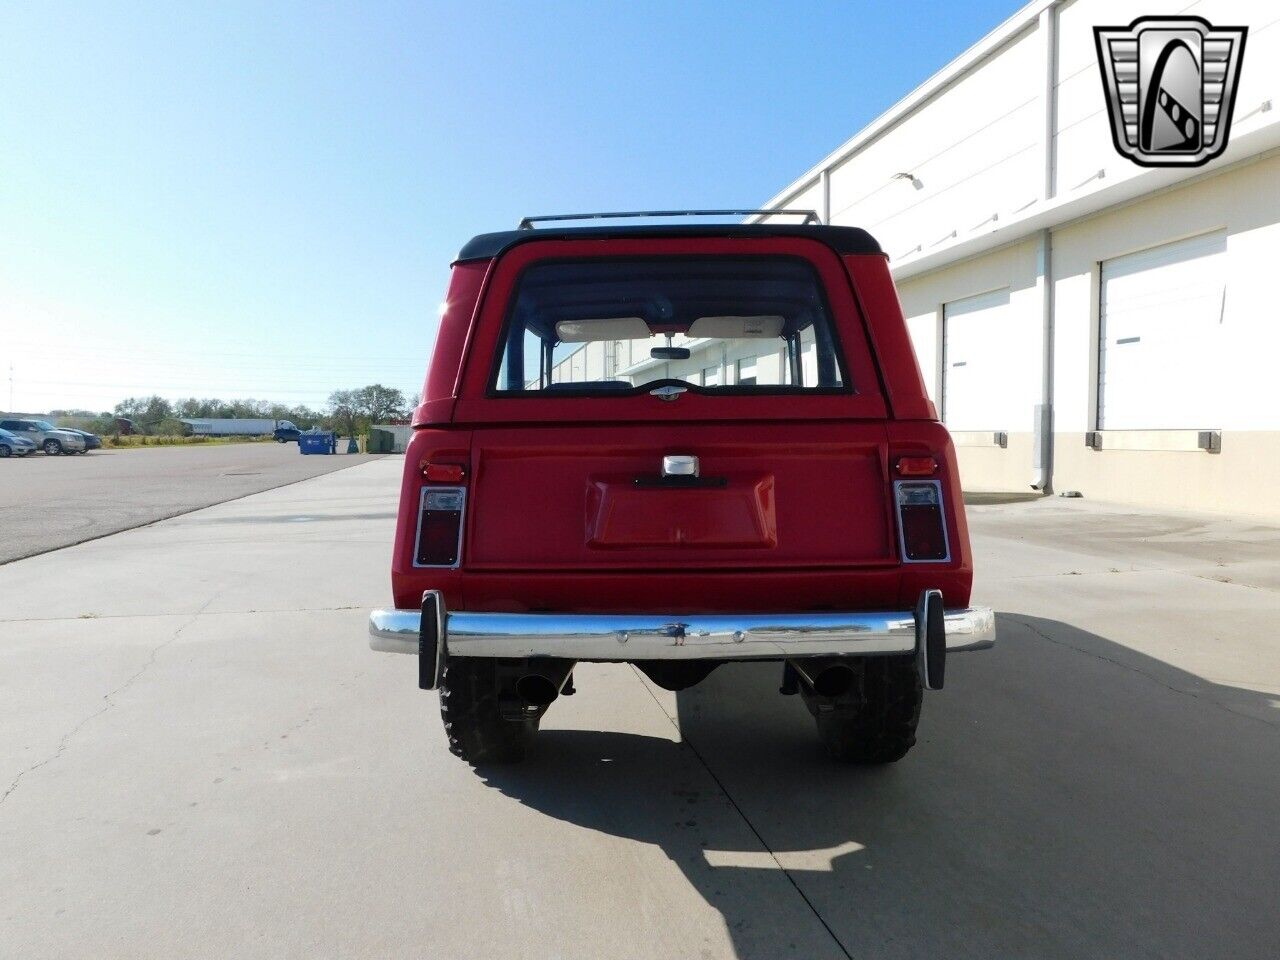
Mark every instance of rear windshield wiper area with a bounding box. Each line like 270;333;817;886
527;378;828;397
543;381;634;393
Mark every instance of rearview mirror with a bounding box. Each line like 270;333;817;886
650;347;690;360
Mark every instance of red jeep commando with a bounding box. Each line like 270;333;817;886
370;211;994;765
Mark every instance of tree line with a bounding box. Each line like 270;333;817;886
52;384;415;437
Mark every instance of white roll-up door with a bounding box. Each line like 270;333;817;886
1098;231;1226;429
943;288;1033;431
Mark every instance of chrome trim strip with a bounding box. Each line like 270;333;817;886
941;604;996;651
369;608;422;654
368;605;996;660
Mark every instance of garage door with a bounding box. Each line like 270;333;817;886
943;288;1032;432
1098;231;1226;430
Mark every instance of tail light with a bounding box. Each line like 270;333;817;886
894;480;950;562
895;456;937;477
421;461;465;483
415;486;466;567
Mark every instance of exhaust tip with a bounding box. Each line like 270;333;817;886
811;665;855;698
515;674;560;707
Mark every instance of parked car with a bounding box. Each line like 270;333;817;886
0;418;88;455
0;427;37;457
53;427;101;450
368;212;995;766
273;422;302;442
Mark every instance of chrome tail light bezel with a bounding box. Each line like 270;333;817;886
412;485;467;569
893;478;952;564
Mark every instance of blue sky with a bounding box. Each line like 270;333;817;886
1;0;1018;414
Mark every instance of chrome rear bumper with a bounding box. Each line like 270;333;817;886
369;593;994;666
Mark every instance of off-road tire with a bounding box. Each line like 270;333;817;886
438;657;536;765
801;655;923;764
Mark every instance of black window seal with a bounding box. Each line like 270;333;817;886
484;254;855;399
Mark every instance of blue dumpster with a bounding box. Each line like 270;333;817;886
298;431;336;455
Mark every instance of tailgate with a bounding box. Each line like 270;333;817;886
465;422;893;570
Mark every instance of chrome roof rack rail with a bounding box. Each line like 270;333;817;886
517;209;821;230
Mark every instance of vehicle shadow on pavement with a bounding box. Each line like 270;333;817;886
481;613;1280;960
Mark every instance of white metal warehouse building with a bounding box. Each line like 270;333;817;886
754;0;1280;518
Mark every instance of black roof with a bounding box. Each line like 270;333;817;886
455;224;882;263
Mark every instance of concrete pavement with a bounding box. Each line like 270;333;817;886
0;442;379;564
2;457;1278;959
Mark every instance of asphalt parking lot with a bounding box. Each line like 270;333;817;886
2;458;1278;959
0;443;380;564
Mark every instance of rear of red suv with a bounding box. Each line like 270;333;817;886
371;215;994;765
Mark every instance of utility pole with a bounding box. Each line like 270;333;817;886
7;362;12;413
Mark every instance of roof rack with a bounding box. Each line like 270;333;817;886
517;209;821;230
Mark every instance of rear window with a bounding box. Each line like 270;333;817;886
491;257;848;394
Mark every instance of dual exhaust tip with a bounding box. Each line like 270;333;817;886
514;672;565;707
789;659;856;698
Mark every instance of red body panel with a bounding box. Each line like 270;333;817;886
453;238;886;424
414;261;489;425
392;238;972;616
843;255;940;421
465;423;893;569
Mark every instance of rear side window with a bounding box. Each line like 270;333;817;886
491;257;848;394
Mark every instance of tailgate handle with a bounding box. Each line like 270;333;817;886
636;454;725;487
663;455;699;477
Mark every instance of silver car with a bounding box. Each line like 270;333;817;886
0;427;37;457
0;418;88;455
